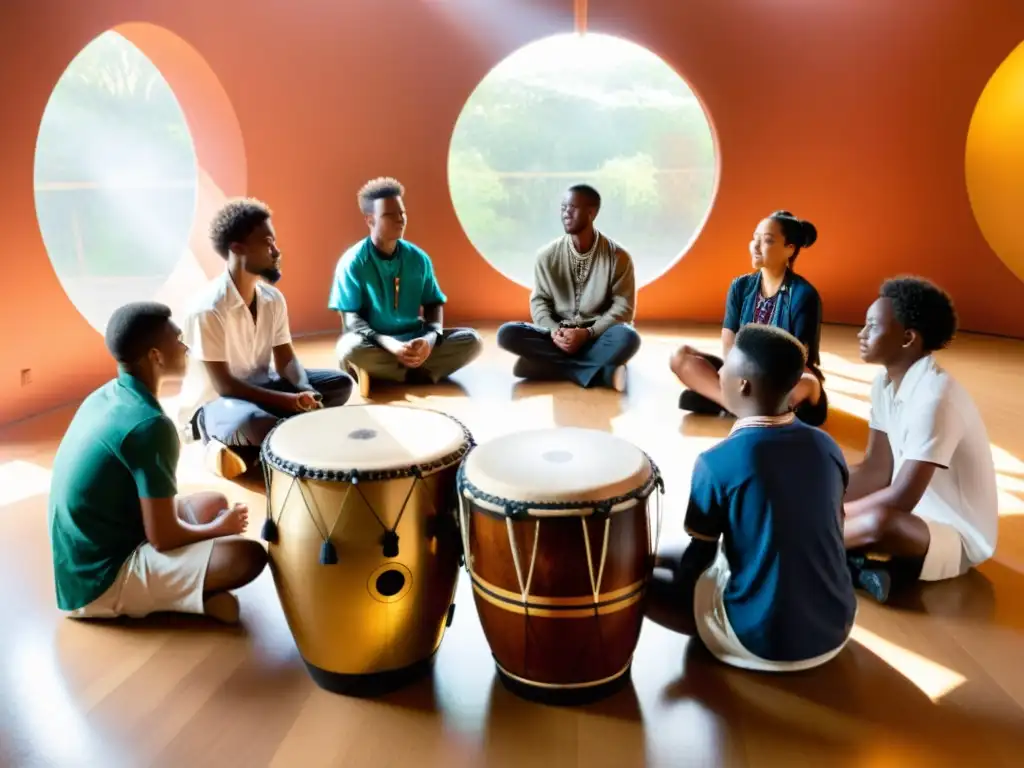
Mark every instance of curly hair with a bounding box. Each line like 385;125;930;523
880;277;958;352
734;323;808;399
357;177;404;215
209;198;272;258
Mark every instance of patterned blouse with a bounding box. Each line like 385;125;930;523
753;291;779;325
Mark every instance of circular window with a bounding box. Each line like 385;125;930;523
448;32;717;289
966;40;1024;285
33;31;199;334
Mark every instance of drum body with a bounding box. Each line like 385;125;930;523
457;428;663;702
261;404;473;694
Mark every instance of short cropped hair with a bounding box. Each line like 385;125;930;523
358;177;404;215
880;277;958;352
568;183;601;210
104;302;172;364
733;324;808;398
209;198;272;258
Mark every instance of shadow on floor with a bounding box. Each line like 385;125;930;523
662;634;1024;763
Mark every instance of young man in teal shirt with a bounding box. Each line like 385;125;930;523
329;177;482;396
48;302;267;623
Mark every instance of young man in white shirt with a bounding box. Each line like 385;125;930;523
178;198;354;477
844;277;998;602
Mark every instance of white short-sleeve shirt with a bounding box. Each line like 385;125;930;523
868;355;998;565
176;271;292;426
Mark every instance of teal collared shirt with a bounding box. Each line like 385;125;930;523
48;368;179;611
328;237;446;341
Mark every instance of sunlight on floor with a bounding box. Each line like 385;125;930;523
820;351;880;384
0;460;53;507
6;637;105;764
850;625;967;702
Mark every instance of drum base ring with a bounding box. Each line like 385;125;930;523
494;660;633;706
304;652;437;697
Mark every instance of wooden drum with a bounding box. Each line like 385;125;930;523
456;427;663;703
260;404;473;695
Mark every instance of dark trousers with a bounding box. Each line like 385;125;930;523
679;352;829;427
496;322;641;388
193;369;354;458
337;327;482;383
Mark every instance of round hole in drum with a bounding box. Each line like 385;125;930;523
542;449;573;464
376;569;406;597
348;428;378;441
367;561;413;603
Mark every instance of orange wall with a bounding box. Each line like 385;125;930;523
2;0;1024;425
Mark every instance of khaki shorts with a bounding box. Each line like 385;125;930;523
693;548;852;672
918;518;970;582
67;539;216;619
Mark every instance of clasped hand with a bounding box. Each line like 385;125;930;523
394;335;435;368
285;390;322;413
553;326;589;355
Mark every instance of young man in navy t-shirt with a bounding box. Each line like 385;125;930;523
647;324;857;671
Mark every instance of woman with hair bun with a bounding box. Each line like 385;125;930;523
670;210;828;426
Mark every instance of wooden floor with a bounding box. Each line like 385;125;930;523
2;322;1024;767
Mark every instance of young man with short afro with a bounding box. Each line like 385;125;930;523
844;277;998;602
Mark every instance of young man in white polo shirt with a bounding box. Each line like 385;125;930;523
843;277;998;602
178;198;354;477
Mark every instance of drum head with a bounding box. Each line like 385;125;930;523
461;427;650;505
265;404;469;474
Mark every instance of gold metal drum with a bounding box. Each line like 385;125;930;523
260;404;473;694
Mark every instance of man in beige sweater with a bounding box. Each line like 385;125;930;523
497;184;640;390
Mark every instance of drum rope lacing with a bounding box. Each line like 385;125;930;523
454;451;666;614
259;411;475;562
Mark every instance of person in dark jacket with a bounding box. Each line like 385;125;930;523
670;210;828;426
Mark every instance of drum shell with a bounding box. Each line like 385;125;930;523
267;463;461;676
465;499;652;689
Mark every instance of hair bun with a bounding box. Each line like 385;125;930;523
799;219;818;249
770;210;817;249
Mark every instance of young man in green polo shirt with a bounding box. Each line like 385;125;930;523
48;302;267;624
330;177;483;397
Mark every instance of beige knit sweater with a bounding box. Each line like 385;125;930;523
529;233;637;337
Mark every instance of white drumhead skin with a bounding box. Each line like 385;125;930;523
462;427;650;504
267;404;468;473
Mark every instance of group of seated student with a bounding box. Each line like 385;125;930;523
47;182;999;674
176;178;640;480
647;276;998;672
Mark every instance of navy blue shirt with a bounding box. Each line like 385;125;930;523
685;420;856;661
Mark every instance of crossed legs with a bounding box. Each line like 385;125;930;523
194;369;354;474
841;503;955;603
671;345;827;425
497;322;641;389
337;328;483;388
177;491;267;622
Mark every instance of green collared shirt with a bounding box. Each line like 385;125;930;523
48;368;179;611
